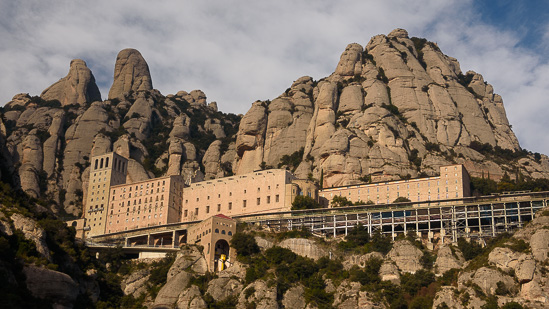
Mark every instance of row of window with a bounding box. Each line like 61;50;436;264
93;156;126;172
195;228;233;240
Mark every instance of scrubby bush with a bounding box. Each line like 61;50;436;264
230;232;259;259
292;195;321;210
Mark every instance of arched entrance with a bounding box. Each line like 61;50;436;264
214;239;230;271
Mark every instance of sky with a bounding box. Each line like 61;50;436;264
0;0;548;154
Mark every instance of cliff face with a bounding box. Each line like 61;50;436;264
234;29;549;187
1;49;240;216
1;29;549;215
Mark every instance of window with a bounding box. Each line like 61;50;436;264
267;196;271;204
195;208;199;215
217;204;221;212
228;202;232;210
243;200;247;208
257;198;260;205
206;206;210;213
275;195;279;202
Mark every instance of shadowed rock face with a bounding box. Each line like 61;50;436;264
41;59;101;106
108;48;153;100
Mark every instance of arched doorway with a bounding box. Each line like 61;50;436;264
214;239;230;271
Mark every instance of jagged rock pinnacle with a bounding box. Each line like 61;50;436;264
108;48;153;100
40;59;101;106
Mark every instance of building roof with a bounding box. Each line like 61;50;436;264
215;214;233;220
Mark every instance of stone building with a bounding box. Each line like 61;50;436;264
187;214;236;271
180;169;318;222
319;164;471;206
106;175;184;234
84;152;128;237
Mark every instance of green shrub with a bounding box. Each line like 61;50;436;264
457;238;484;261
349;258;382;286
230;232;260;258
292;195;320;210
331;195;354;207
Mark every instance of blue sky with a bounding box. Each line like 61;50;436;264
0;0;548;155
475;0;548;50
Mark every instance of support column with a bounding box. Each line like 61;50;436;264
391;211;395;241
504;203;508;232
172;230;176;248
491;204;496;237
345;214;348;236
333;215;336;238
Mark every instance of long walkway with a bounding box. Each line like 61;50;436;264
91;191;548;247
239;192;547;243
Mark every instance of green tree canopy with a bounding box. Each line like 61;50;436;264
292;195;321;210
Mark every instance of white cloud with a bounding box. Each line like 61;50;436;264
1;0;549;154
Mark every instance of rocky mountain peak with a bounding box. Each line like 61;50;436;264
108;48;153;100
40;59;101;106
387;28;409;39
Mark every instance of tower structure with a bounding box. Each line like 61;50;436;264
84;152;128;237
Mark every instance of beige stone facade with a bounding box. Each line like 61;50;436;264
181;169;318;222
84;153;128;237
106;175;185;233
187;214;236;271
319;164;471;206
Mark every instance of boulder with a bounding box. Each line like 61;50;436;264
237;280;278;309
23;265;78;308
342;252;384;270
530;229;549;262
379;261;400;284
168;246;208;279
206;277;243;302
515;255;536;284
255;236;274;251
432;286;465;309
282;285;306;309
458;267;516;296
11;213;50;261
387;240;423;273
122;269;150;297
435;245;465;275
176;285;207;309
154;271;192;308
278;238;327;260
332;280;361;309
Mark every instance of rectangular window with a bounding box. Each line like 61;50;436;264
267;196;271;203
243;200;247;208
217;204;221;212
257;198;260;205
184;210;188;217
275;194;279;202
195;208;198;215
228;202;232;210
206;206;210;213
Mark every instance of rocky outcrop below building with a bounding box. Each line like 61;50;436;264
2;28;549;214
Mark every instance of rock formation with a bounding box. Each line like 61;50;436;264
41;59;101;106
108;48;153;100
2;28;549;217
